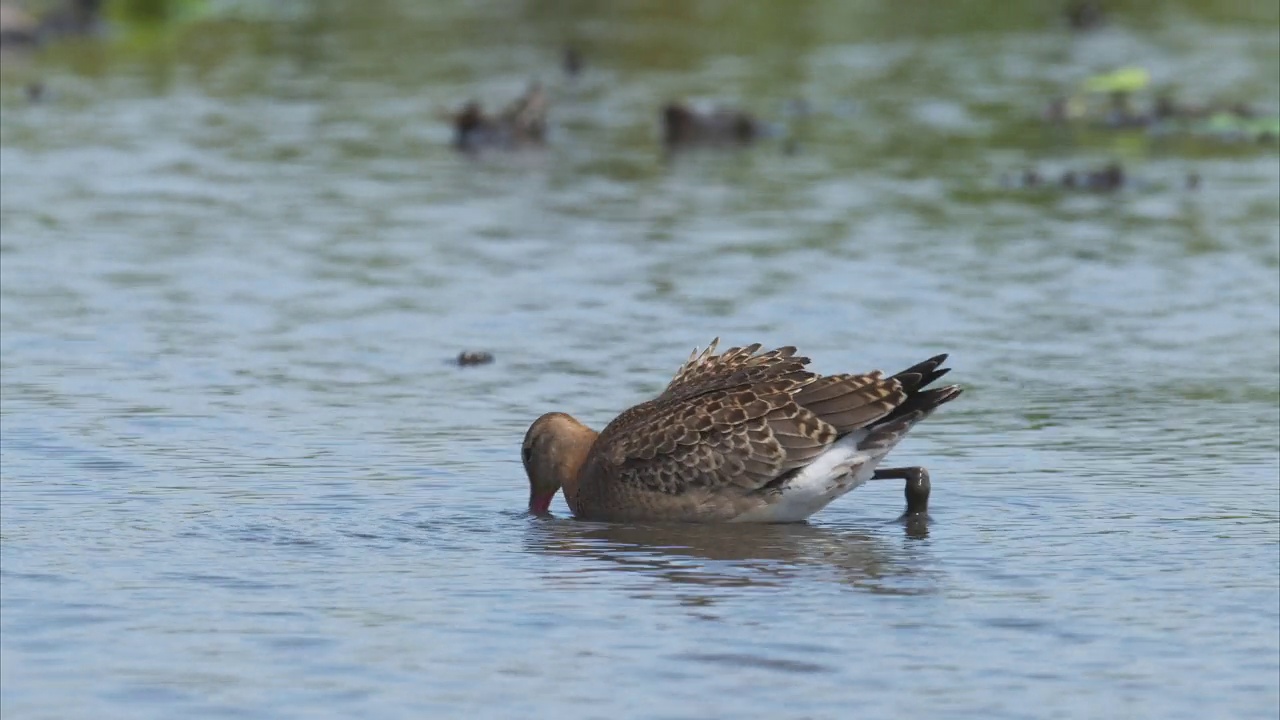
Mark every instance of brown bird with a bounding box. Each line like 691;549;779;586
448;83;548;152
661;102;760;148
522;340;961;523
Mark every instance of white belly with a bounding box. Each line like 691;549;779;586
728;432;880;523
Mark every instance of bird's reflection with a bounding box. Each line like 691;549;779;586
524;517;937;598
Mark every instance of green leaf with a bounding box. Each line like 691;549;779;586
1082;67;1150;94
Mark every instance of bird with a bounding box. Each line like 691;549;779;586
522;340;961;523
661;102;761;149
448;83;548;152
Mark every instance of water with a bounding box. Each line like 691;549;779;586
2;2;1278;718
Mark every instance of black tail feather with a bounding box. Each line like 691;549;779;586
879;355;962;427
891;354;951;393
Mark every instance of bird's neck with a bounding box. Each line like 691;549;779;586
558;431;598;512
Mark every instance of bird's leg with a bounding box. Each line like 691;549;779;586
872;466;931;517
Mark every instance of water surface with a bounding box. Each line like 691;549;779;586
2;2;1278;718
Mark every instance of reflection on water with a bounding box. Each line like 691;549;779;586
526;518;938;595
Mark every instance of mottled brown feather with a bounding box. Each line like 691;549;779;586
588;343;900;501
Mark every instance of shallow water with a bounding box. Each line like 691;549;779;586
2;2;1278;719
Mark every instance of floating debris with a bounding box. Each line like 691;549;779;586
39;0;101;39
1042;72;1279;144
661;102;761;149
0;0;102;48
1004;162;1204;194
456;351;494;367
563;46;582;78
1004;162;1126;193
1065;0;1106;31
1061;162;1124;191
446;83;548;153
0;2;39;47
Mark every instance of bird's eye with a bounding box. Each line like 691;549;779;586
521;446;533;465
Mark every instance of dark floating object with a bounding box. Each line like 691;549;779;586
25;82;45;103
1006;161;1128;193
447;83;548;153
0;2;39;47
1063;161;1124;191
39;0;100;38
456;351;494;367
1101;91;1151;129
1065;0;1105;31
0;0;101;48
1009;163;1204;193
563;46;582;78
662;102;761;149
